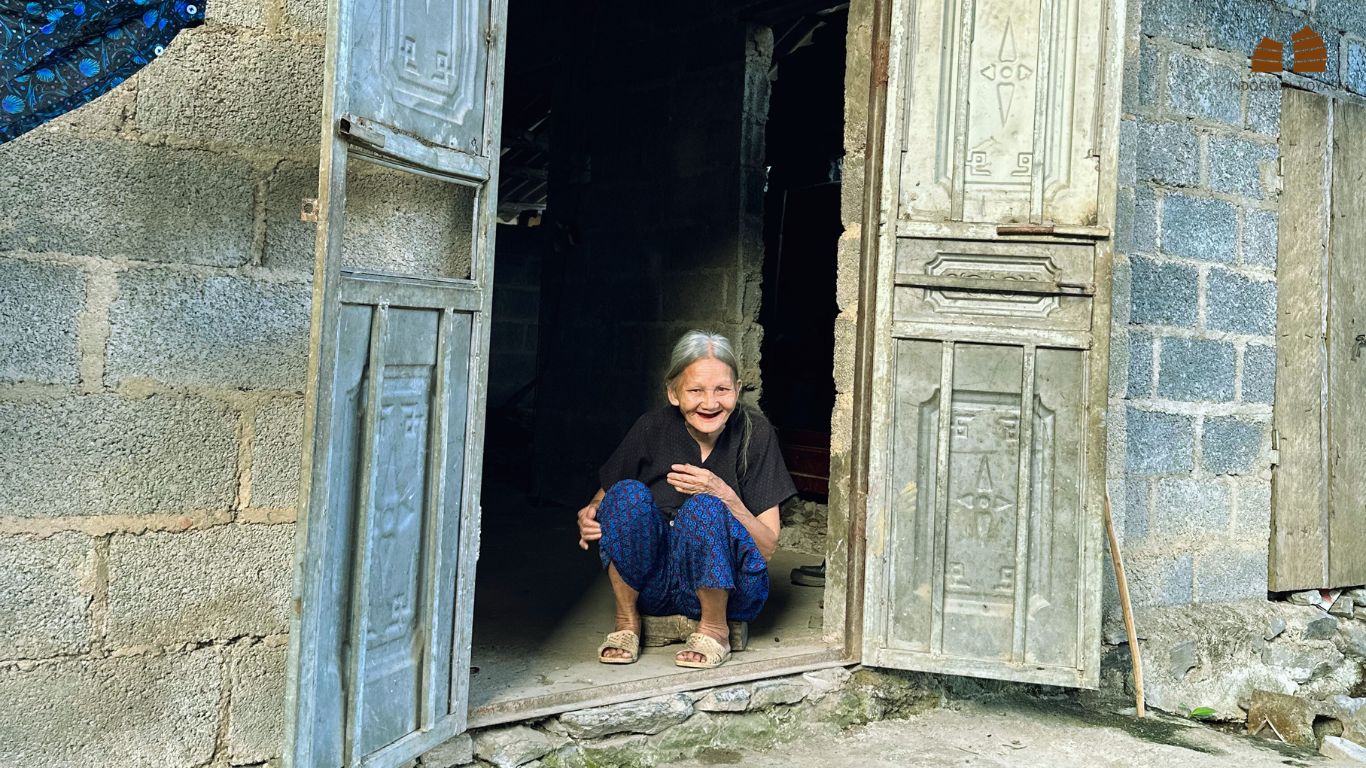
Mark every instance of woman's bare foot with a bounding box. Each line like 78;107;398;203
675;620;728;664
602;610;641;660
603;564;640;660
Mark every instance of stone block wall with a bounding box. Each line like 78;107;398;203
0;0;463;763
1106;0;1366;608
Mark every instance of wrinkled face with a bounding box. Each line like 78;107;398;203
667;357;738;442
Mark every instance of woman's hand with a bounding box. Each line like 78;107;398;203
667;464;737;503
577;502;601;550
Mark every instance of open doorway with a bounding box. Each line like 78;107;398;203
473;0;851;719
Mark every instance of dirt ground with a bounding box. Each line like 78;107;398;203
671;698;1343;767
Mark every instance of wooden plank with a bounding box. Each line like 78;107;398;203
929;342;955;654
883;339;943;653
346;306;389;762
340;272;484;311
891;320;1091;350
1011;347;1036;662
1327;98;1366;587
1271;88;1331;592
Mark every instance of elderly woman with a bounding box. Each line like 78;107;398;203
576;330;797;669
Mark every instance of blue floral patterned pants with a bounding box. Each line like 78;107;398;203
597;479;769;622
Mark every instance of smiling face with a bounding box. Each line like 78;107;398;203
667;357;739;445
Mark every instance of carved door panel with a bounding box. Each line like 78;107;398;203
864;0;1122;688
897;0;1108;228
284;0;506;765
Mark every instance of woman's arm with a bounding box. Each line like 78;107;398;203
731;504;781;562
577;488;606;550
668;464;782;562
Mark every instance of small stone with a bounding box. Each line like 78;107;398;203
1247;690;1318;748
1332;596;1356;617
1169;640;1198;680
558;694;693;740
802;667;852;699
1339;621;1366;659
1265;618;1287;641
579;734;652;767
1306;616;1340;640
1332;696;1366;715
695;686;751;713
421;733;473;768
1288;590;1322;607
749;679;810;709
1321;736;1366;763
472;726;555;768
1348;587;1366;607
1262;643;1344;683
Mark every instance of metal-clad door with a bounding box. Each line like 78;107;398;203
862;0;1124;688
284;0;506;765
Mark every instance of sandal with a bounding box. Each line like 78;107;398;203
597;630;640;664
674;632;730;669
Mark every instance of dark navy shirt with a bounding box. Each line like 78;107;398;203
598;405;797;517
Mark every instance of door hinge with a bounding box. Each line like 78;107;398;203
1269;428;1281;467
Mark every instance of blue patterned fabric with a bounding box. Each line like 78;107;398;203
1;0;204;144
597;479;769;622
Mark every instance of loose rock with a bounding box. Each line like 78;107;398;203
1347;587;1366;607
1320;736;1366;763
558;694;693;740
1288;590;1323;607
695;686;751;713
1332;596;1356;617
1168;640;1198;680
1339;621;1366;659
1247;690;1318;748
1306;616;1339;640
749;678;811;709
420;733;473;768
473;725;556;768
1265;618;1287;641
802;666;853;699
1262;643;1344;683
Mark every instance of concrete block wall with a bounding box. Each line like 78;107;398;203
0;0;464;763
1110;0;1366;608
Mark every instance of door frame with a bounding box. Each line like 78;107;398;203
461;0;898;728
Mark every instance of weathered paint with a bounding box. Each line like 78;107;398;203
862;0;1124;689
283;0;508;764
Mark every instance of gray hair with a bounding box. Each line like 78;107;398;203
664;330;756;479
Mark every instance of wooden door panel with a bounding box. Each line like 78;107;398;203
1327;99;1366;587
1270;88;1330;591
1270;89;1366;591
347;0;492;157
897;0;1105;226
892;238;1096;338
873;339;1090;684
286;0;505;762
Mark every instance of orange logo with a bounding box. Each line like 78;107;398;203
1252;26;1326;73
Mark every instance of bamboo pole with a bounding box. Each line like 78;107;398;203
1104;493;1145;718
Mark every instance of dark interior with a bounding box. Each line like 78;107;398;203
472;0;848;711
